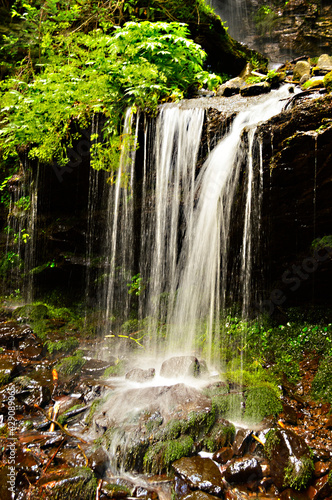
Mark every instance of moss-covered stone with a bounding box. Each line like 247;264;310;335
244;385;282;423
30;466;97;499
55;351;86;376
14;303;49;321
283;455;314;490
323;70;332;93
143;436;194;474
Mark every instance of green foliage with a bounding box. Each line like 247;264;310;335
143;436;193;474
254;6;278;36
127;273;145;296
44;336;79;355
312;235;332;251
283;455;314;490
55;350;86;376
0;21;219;172
311;356;332;404
244;385;282;423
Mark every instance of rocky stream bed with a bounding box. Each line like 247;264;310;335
0;315;331;500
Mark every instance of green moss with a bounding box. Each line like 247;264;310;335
244;385;282;423
311;356;332;404
0;372;10;386
102;361;125;378
283;455;314;490
44;336;79;355
55;351;86;377
85;398;105;426
58;404;85;425
104;483;132;497
265;429;281;460
143;436;193;474
324;71;332;93
302;78;324;90
203;421;235;452
30;466;97;500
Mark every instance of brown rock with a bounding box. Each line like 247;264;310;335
224;456;263;485
173;456;224;497
213;447;234;465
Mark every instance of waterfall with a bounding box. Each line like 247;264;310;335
166;87;291;364
103;87;291;365
103;108;140;332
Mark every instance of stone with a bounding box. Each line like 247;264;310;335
280;489;310;500
88;447;110;478
82;359;115;376
301;77;325;90
240;82;271;97
173;456;224;497
29;466;97;499
182;492;221;500
293;61;311;81
213;447;234;464
317;54;332;73
266;428;314;491
224;457;263;484
282;403;298;425
216;78;246;97
0;357;21;386
314;461;331;478
232;428;252;456
125;368;155;382
312;474;332;499
160;356;200;378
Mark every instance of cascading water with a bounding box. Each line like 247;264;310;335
103;108;140;332
103;86;292;366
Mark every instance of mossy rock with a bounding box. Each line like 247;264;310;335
14;303;49;321
323;70;332;93
30;466;97;499
143;436;194;474
302;77;325;90
243;385;282;423
55;351;86;376
265;428;314;491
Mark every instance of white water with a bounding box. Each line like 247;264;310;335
165;86;291;365
103;87;291;366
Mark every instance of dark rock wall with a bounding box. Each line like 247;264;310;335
257;94;332;314
210;0;332;63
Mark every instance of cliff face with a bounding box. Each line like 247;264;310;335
258;94;332;314
211;0;332;63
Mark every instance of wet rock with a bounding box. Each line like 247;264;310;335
125;368;156;383
293;60;311;81
30;466;97;499
10;376;51;408
82;359;115;376
160;356;200;378
173;456;224;497
0;322;33;349
282;402;298;425
89;447;110;478
280;488;310;500
216;78;246;97
325;415;332;429
314;461;331;478
213;447;234;464
309;474;332;499
182;491;221;500
0;356;22;386
265;428;314;490
101;482;133;499
232;428;252;456
240;82;271;96
317;54;332;74
224;456;263;484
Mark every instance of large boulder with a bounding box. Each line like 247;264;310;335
265;428;314;491
293;61;311;81
160;356;201;378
